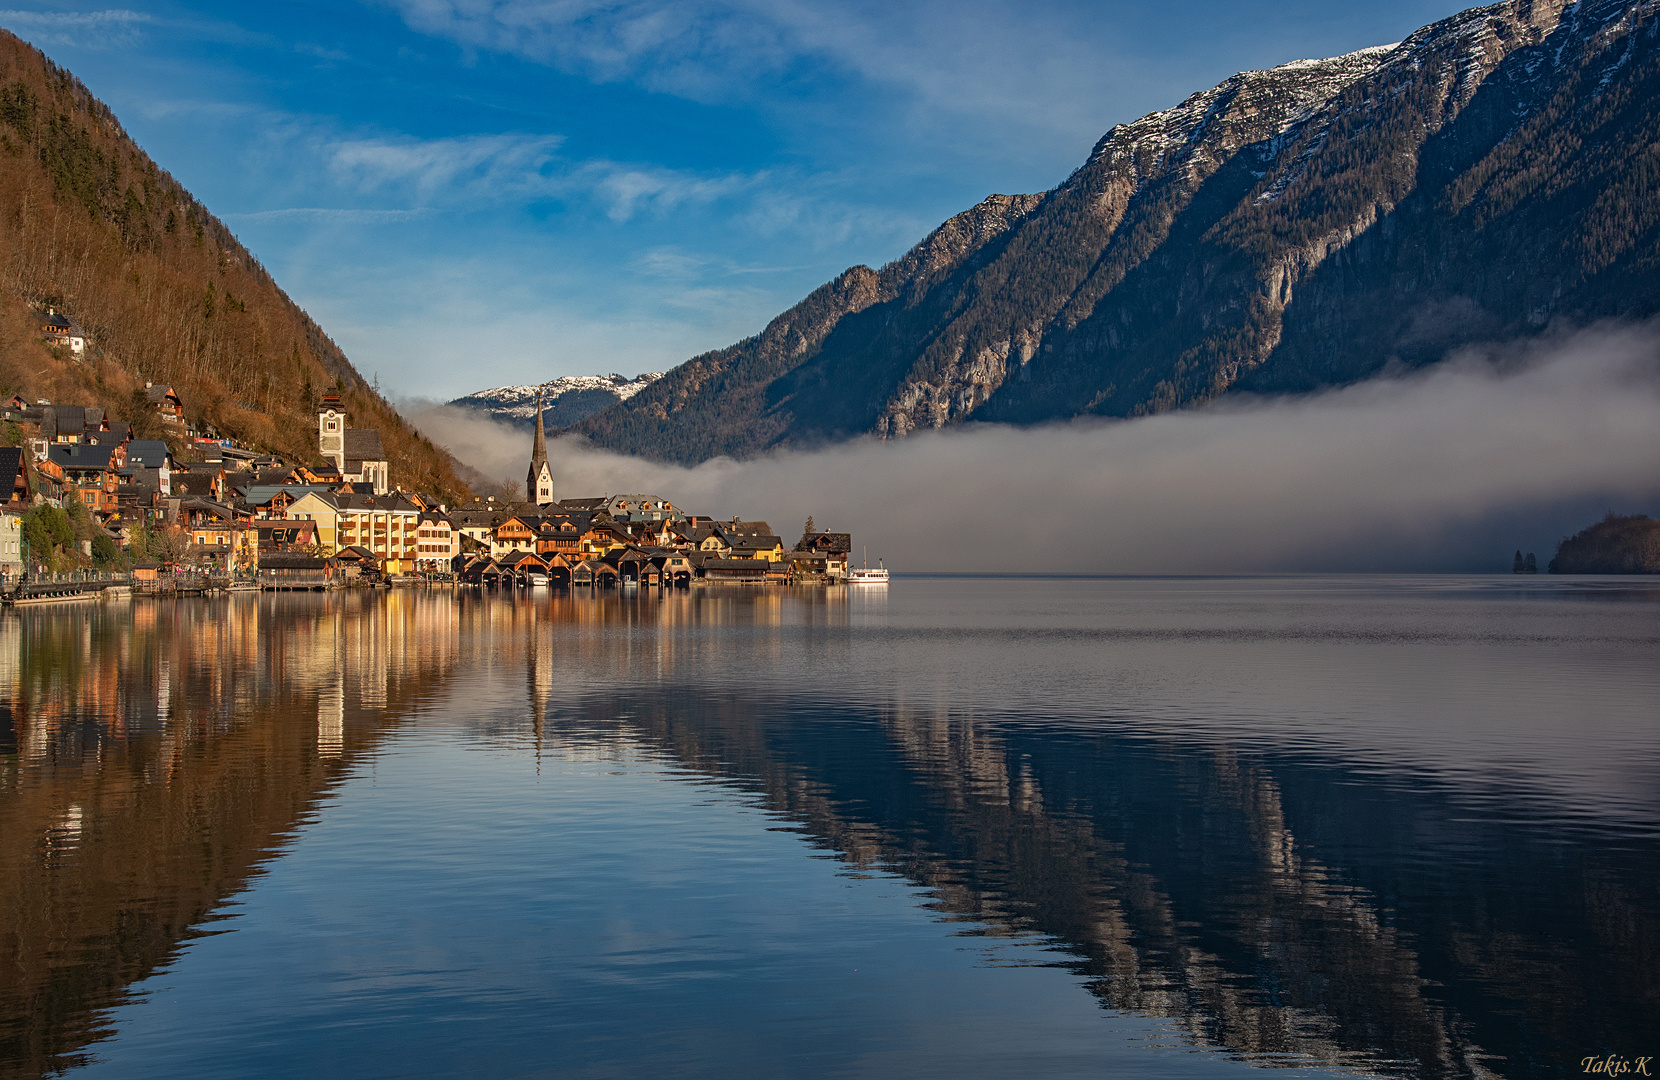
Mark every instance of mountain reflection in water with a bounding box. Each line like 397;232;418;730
0;580;1655;1080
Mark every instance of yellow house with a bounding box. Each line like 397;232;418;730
286;490;424;575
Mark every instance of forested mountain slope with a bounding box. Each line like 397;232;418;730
0;29;469;499
579;0;1660;464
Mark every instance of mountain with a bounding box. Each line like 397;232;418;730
0;30;470;500
577;0;1660;464
449;372;663;429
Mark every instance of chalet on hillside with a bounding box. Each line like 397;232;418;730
39;308;86;355
0;447;32;511
145;384;185;432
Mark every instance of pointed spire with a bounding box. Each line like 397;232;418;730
527;387;549;503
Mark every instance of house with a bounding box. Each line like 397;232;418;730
179;499;259;571
0;447;32;510
32;457;65;505
330;545;380;579
579;520;633;558
699;557;770;584
237;484;335;518
39;308;86;355
47;443;122;514
414;511;457;572
604;546;659;586
600;494;683;522
41;404;86;444
534;517;583;559
87;421;130;448
490;515;539;558
458;554;503;586
785;550;829;579
656;551;694;587
0;508;22;578
499;550;550;584
285;489;423;575
125;440;173;496
728;533;784;563
257;520;317;552
257;552;334;590
145;384;185;432
798;530;851;579
446;502;519;550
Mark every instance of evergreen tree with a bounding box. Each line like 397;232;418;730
1513;550;1525;573
1523;552;1538;574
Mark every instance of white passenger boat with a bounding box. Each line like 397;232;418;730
847;549;889;584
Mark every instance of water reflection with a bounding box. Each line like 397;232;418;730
1;582;1655;1080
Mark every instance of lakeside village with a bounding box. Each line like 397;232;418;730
0;378;862;599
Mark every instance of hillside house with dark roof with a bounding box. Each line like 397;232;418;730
0;447;31;511
145;384;185;432
39;308;86;354
47;444;123;513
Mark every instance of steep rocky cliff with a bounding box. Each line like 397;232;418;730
578;0;1660;464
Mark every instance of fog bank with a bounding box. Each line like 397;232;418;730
408;323;1660;572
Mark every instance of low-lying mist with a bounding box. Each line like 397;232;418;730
407;323;1660;572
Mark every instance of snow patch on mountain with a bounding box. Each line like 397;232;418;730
450;372;665;425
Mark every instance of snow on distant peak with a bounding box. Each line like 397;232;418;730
450;372;665;422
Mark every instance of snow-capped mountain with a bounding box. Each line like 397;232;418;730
574;0;1660;464
448;373;664;428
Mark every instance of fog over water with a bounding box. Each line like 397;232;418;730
410;322;1660;571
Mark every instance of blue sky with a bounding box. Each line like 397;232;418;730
1;1;1464;400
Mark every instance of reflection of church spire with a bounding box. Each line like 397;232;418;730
527;388;553;505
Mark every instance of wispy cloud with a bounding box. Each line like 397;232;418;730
376;0;1146;151
0;7;150;48
224;207;430;224
323;132;759;220
580;161;752;221
328;133;565;201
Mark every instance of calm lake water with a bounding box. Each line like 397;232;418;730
1;577;1656;1080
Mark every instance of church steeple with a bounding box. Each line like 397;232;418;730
527;388;553;505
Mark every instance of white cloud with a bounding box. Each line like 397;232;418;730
374;0;1150;154
328;132;565;201
224;207;430;223
321;132;764;221
0;7;149;48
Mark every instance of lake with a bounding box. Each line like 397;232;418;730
1;577;1656;1079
